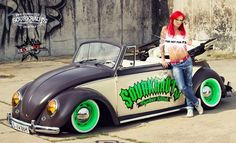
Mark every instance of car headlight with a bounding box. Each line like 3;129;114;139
47;99;58;116
12;91;22;107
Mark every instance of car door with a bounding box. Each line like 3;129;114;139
116;62;185;118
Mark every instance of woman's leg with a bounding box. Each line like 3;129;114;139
172;58;203;115
183;59;203;115
172;65;198;107
183;63;198;105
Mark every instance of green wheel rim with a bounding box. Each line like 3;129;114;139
200;78;221;107
71;100;100;133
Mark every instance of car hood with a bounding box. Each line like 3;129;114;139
20;63;113;121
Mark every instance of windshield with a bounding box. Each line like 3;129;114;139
74;42;121;68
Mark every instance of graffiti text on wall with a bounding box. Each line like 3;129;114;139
12;13;47;28
0;0;66;48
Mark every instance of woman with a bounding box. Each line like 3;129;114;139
160;11;203;117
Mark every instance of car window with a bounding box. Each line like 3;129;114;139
74;42;121;68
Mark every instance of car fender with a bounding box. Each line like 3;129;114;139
18;81;33;95
38;87;119;127
192;67;226;96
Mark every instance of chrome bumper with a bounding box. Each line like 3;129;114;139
7;113;60;134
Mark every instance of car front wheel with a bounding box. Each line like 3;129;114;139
70;99;100;133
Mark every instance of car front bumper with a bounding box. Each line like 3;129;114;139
7;113;60;134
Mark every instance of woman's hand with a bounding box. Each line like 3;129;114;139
187;40;192;46
161;60;169;68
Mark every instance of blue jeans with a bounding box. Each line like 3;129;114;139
171;57;198;108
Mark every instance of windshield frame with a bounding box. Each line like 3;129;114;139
72;40;123;70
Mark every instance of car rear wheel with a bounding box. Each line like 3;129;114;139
70;99;100;133
198;78;222;109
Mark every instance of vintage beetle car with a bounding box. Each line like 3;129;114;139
7;39;232;134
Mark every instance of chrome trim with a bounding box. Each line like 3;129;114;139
77;108;90;122
202;86;212;97
120;107;185;124
7;113;60;134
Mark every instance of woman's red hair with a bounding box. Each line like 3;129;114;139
168;11;186;37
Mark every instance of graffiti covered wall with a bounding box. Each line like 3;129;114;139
0;0;169;60
170;0;236;53
0;0;235;60
0;0;70;59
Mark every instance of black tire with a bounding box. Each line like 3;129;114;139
196;78;222;109
193;68;224;109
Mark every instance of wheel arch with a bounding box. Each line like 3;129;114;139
40;87;119;128
192;67;226;96
193;67;225;95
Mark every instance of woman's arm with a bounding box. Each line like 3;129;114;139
160;26;167;60
159;26;169;68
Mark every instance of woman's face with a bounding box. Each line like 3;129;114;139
173;16;184;28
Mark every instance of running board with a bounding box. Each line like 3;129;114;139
120;107;186;124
